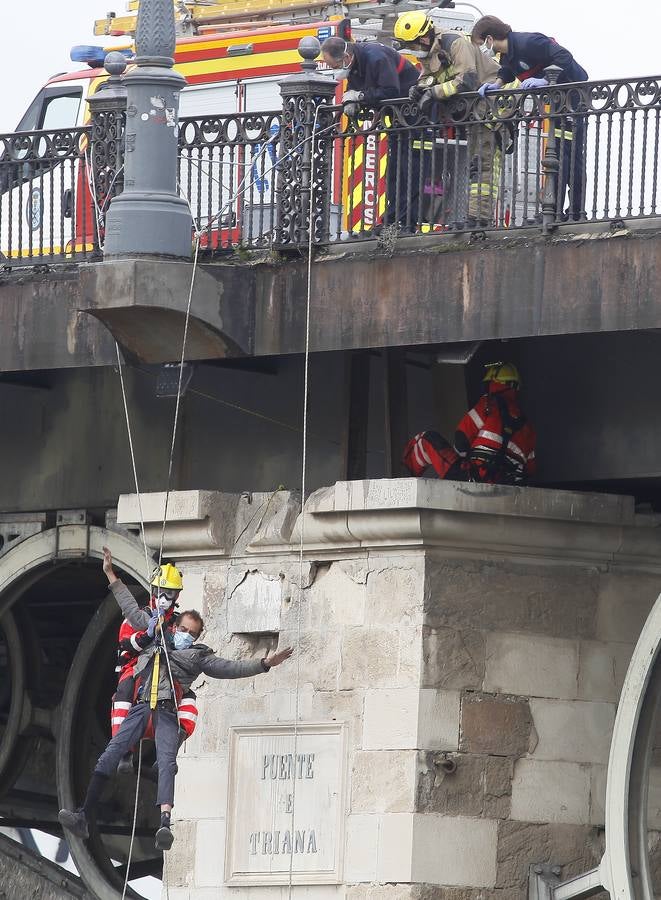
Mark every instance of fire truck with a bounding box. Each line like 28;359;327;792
1;0;545;258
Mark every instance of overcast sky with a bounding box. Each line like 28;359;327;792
1;0;660;133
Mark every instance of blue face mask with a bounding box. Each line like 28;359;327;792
174;631;194;651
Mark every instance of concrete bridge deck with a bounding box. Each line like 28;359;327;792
0;221;658;371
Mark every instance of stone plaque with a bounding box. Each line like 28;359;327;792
226;722;347;885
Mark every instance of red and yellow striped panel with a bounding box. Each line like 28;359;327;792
342;127;388;232
174;21;337;84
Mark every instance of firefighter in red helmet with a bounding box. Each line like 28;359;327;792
403;362;536;485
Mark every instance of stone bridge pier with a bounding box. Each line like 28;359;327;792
102;480;661;900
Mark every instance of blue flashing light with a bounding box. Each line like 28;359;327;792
70;45;133;68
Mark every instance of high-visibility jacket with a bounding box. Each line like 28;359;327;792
455;386;536;483
115;603;176;682
416;31;519;102
110;604;198;740
110;677;199;738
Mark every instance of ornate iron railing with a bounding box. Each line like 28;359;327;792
320;72;661;243
178;110;283;253
0;126;98;267
3;73;661;266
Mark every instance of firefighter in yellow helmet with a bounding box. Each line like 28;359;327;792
403;362;537;484
394;11;516;227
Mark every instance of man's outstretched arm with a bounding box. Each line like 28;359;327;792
200;646;293;679
102;546;151;631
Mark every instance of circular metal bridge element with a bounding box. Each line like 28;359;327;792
0;525;161;900
604;588;661;899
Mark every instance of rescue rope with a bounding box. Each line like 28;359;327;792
121;740;143;900
115;340;152;583
155;233;201;572
114;225;201;899
287;101;322;900
111;110;334;899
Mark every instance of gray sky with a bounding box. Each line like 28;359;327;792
1;0;660;133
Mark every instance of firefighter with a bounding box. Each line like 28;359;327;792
403;362;536;485
59;548;293;852
320;36;421;231
393;11;514;228
472;16;588;221
112;563;197;776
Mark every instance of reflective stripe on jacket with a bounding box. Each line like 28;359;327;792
455;391;536;477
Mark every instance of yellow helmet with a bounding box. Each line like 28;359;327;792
483;362;521;388
394;11;433;43
150;563;183;592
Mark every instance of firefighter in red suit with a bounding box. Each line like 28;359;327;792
111;562;198;774
403;362;536;484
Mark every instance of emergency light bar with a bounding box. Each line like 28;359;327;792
70;45;134;68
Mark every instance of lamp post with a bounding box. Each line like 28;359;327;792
103;0;193;259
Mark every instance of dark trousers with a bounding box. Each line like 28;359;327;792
558;115;586;220
95;702;179;806
384;130;423;229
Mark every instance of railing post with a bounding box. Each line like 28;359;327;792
103;0;192;259
87;52;128;253
541;65;562;234
275;37;337;249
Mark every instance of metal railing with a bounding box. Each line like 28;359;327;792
0;126;98;266
2;72;661;265
178;110;282;252
315;71;661;243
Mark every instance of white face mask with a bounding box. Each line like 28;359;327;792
480;38;494;57
174;631;194;651
406;48;430;59
333;66;351;82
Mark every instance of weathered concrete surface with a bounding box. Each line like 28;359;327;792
1;225;661;370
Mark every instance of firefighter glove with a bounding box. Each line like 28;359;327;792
418;89;435;114
147;610;160;639
520;77;549;90
408;82;425;103
478;81;500;98
342;90;362;104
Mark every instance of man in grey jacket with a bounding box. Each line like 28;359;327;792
59;547;292;851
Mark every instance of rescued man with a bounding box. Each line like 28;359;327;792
59;547;293;851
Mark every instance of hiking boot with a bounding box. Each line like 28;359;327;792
117;753;134;776
58;808;89;840
155;825;174;851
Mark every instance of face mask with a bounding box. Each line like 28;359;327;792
406;48;430;59
174;631;194;651
333;67;351;82
480;39;494;57
156;594;171;612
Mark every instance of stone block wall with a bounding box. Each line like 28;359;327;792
116;483;661;900
420;557;661;897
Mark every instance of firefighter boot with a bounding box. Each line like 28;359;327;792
155;812;174;851
58;808;89;840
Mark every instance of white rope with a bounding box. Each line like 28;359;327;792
115;340;152;583
121;740;143;900
287;102;322;900
113;229;202;897
156;232;201;568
